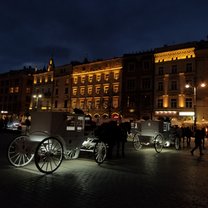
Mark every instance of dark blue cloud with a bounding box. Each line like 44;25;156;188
1;0;208;72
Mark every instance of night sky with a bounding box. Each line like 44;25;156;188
1;0;208;73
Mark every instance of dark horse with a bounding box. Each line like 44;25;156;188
94;121;131;158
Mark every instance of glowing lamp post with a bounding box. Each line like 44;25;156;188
185;82;206;130
33;94;42;110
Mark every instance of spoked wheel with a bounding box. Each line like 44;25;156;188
174;137;180;150
34;137;63;174
94;141;107;165
8;135;34;167
154;134;164;153
133;132;142;151
65;148;80;159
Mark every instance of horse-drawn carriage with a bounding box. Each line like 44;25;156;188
7;112;107;174
132;120;180;153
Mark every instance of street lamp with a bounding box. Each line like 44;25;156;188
185;82;206;130
33;94;42;110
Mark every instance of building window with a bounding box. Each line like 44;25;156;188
55;88;58;95
113;97;119;108
158;67;164;75
104;73;109;81
73;77;78;84
113;84;119;93
114;72;119;80
64;100;68;108
127;63;135;72
96;74;101;82
185;98;192;108
171;65;177;74
95;99;100;109
88;75;93;83
81;76;85;83
88;87;93;95
171;98;177;108
14;87;19;93
142;78;151;89
55;100;58;108
80;100;85;109
171;81;177;90
72;88;77;95
186;63;192;72
157;99;163;108
26;88;31;93
95;86;101;94
65;88;68;94
127;79;135;91
71;99;76;109
143;61;150;70
9;87;14;93
65;78;70;84
104;85;109;94
80;87;85;95
158;82;163;91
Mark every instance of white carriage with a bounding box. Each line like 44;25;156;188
7;112;107;173
133;120;180;153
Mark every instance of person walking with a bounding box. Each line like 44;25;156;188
190;128;204;156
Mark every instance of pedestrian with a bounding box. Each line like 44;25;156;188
25;117;31;134
191;128;204;156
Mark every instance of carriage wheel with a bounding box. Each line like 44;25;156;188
174;137;180;150
133;133;142;151
154;134;164;153
7;135;34;167
65;148;80;159
34;137;63;174
94;141;107;165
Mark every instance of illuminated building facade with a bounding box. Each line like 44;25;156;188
71;58;122;120
31;58;54;111
0;67;34;116
121;52;155;120
154;41;208;126
53;64;73;112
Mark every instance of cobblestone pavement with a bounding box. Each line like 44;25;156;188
1;131;208;208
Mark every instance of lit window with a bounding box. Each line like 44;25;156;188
95;99;100;109
74;77;78;84
104;85;109;94
80;100;85;109
96;74;101;82
81;76;85;83
26;88;31;93
71;99;76;109
96;86;101;94
15;87;19;93
113;97;119;108
88;75;93;83
73;88;77;95
104;74;109;81
113;85;119;93
80;87;85;95
114;72;119;80
9;87;14;93
88;87;93;95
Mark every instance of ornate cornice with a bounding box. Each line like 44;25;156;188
154;47;195;63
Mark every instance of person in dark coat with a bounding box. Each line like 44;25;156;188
191;128;204;156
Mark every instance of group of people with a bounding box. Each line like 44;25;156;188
94;120;131;159
173;124;206;156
